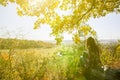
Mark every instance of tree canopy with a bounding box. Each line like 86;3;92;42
0;0;120;44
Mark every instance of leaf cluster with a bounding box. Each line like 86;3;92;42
0;0;120;44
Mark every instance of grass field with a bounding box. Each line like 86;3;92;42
0;47;57;80
0;39;120;80
0;44;86;80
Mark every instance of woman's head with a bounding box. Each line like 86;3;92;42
86;37;100;54
86;37;96;49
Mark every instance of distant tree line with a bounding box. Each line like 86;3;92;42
0;38;54;49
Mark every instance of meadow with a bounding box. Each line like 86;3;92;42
0;38;120;80
0;0;120;80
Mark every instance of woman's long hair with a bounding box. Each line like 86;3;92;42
86;37;101;67
87;37;100;54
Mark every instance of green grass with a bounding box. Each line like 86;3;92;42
0;42;120;80
0;44;86;80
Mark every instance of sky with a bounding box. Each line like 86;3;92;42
0;4;120;40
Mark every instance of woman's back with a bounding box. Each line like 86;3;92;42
86;37;102;68
83;37;104;80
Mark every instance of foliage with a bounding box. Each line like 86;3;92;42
0;0;120;44
100;43;120;69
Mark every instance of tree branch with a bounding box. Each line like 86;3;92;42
79;0;95;22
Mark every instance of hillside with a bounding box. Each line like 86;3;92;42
0;38;55;49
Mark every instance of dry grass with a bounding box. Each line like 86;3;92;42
0;47;59;80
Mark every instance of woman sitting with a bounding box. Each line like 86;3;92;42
83;37;104;80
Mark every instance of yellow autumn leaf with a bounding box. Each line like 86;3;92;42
17;8;23;16
1;53;9;60
72;34;80;44
91;30;96;36
9;0;14;3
